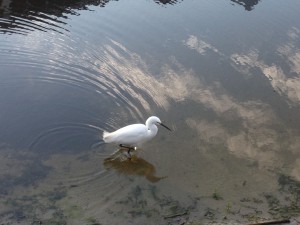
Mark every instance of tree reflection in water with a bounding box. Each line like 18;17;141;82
230;0;261;11
0;0;263;35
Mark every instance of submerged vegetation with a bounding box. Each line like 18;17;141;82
212;190;223;201
1;150;300;225
265;174;300;219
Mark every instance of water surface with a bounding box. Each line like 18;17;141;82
1;0;300;224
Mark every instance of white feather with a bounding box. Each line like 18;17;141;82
102;116;171;147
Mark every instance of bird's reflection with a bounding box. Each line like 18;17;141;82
104;149;166;183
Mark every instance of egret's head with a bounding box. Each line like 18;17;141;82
146;116;171;131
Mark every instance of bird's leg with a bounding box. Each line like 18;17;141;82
119;144;134;159
119;144;131;149
127;148;132;159
119;144;135;150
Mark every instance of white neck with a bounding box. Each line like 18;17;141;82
147;123;158;139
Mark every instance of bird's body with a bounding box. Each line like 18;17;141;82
103;116;171;148
103;123;157;147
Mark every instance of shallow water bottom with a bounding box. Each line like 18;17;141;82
1;143;300;225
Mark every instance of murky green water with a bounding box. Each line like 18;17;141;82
1;0;300;224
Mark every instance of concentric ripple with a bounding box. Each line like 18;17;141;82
0;0;172;199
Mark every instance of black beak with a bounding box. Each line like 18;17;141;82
159;122;172;131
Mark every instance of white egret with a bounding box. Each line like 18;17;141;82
103;116;171;156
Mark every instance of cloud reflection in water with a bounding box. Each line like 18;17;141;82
182;34;300;176
8;24;300;182
230;27;300;106
96;36;300;179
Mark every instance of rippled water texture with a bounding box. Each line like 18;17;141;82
1;0;300;224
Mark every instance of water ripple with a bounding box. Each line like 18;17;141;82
0;13;67;35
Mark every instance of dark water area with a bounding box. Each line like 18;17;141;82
1;0;300;224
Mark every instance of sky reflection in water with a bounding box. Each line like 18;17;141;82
0;0;300;224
